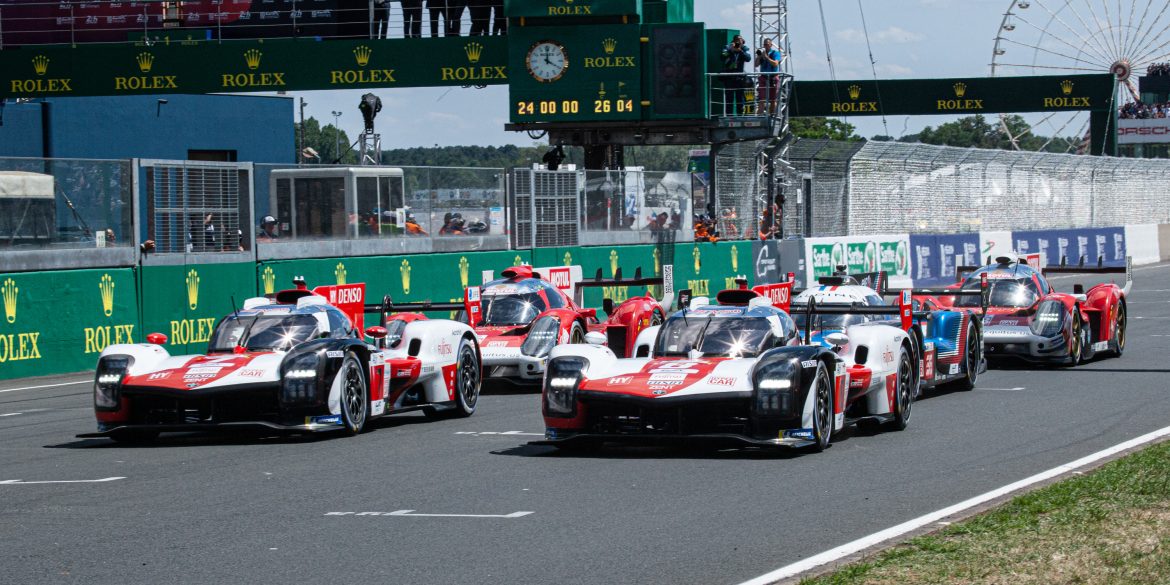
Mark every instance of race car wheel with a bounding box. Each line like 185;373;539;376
886;351;913;431
452;340;481;417
952;324;980;391
339;353;368;435
569;322;585;344
808;362;833;453
1065;313;1084;367
650;309;664;327
1113;302;1127;357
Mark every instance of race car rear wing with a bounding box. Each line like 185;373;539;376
795;290;915;345
791;271;888;296
1043;255;1133;296
582;265;674;317
363;294;469;326
886;272;991;313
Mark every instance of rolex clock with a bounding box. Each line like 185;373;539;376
526;40;568;83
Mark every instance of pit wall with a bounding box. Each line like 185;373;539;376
0;241;748;381
2;228;1161;382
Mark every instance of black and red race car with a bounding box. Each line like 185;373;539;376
924;253;1131;365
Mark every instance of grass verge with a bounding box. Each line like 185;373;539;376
800;439;1170;585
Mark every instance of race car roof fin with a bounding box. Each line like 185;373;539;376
715;288;759;306
502;265;536;280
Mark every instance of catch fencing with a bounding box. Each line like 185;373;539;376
787;139;1170;237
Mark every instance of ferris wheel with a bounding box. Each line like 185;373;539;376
991;0;1170;152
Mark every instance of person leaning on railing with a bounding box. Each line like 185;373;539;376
755;38;782;116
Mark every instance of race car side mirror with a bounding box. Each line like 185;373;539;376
146;332;168;345
580;308;598;320
365;325;388;349
584;331;607;346
825;332;849;350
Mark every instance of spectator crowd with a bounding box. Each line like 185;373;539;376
1120;101;1170;119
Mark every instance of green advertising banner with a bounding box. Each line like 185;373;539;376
672;241;753;302
259;250;531;318
804;235;912;288
0;268;138;379
790;74;1115;118
505;0;641;19
138;263;258;356
1;36;508;99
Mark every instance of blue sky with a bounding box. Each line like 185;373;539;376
284;1;1045;148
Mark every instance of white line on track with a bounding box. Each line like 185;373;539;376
325;510;533;519
0;477;125;485
736;424;1170;585
454;431;544;436
0;380;89;394
976;387;1025;391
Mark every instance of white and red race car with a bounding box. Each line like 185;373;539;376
461;264;674;385
534;281;917;452
80;279;481;443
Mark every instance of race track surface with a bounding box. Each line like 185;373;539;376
1;265;1166;585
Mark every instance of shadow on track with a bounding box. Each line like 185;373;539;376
45;411;437;449
490;427;866;461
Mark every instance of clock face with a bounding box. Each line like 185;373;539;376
526;41;568;83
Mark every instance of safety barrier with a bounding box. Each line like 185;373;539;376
0;239;749;380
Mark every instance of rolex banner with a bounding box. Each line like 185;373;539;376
138;263;258;357
0;268;138;380
804;234;912;289
1;36;508;99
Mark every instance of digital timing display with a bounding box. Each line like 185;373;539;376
508;25;643;123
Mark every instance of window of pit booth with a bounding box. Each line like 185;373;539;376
293;177;347;239
355;175;406;237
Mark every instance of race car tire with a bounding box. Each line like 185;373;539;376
1113;301;1127;357
569;322;585;345
339;353;368;435
807;362;833;453
1064;312;1084;367
452;339;481;417
110;430;159;444
951;324;980;391
650;309;664;327
886;350;913;431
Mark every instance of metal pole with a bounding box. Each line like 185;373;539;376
298;98;307;166
369;0;375;39
332;110;343;164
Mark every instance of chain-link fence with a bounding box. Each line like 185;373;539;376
786;139;1170;237
713;140;765;241
0;156;134;251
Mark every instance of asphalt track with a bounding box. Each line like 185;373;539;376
1;264;1166;585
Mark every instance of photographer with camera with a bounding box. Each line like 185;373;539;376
755;37;782;115
720;35;752;116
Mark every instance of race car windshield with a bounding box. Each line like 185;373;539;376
656;317;774;358
954;278;1038;308
481;292;547;326
790;309;886;332
209;314;321;352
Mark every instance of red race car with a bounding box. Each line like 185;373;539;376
458;264;675;385
925;253;1131;366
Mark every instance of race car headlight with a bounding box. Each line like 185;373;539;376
543;356;587;417
1031;300;1065;337
94;355;133;411
522;316;561;358
280;352;321;404
752;357;799;417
